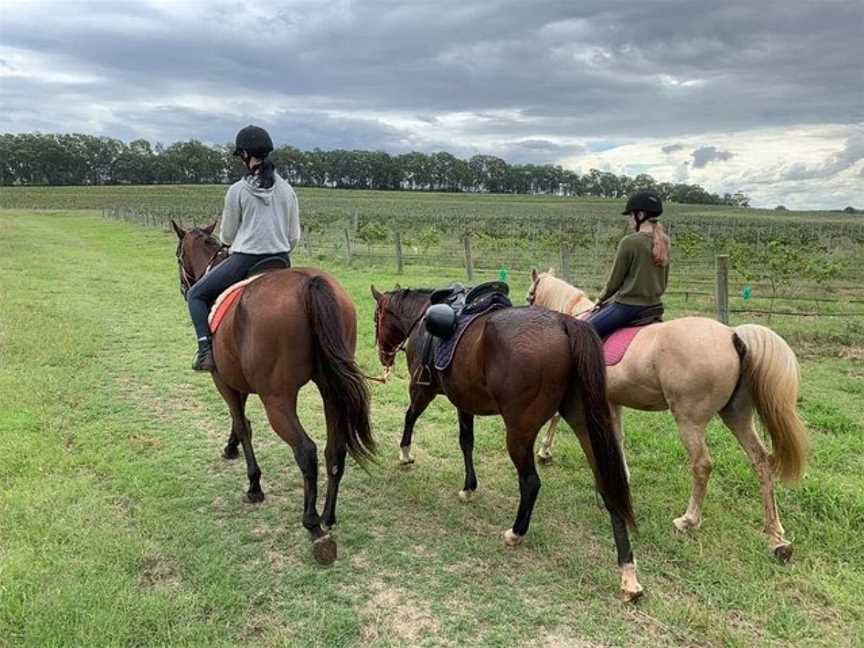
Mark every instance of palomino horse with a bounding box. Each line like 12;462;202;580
371;286;643;600
173;221;375;565
527;270;808;561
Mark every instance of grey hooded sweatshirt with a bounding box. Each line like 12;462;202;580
220;172;300;254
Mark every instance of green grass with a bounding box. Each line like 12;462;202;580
1;210;863;647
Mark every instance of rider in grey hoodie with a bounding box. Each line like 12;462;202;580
187;125;299;371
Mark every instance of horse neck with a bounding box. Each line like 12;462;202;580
393;290;432;338
543;277;594;315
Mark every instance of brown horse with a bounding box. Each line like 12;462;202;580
173;221;375;565
528;270;808;561
371;286;643;600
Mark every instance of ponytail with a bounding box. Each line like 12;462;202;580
254;159;275;189
651;221;670;267
245;148;275;189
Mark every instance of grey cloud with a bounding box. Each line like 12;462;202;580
1;0;862;138
691;146;734;168
0;0;863;208
780;132;864;181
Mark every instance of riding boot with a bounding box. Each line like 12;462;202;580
192;337;216;372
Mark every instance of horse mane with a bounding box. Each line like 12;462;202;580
388;288;433;316
536;274;588;314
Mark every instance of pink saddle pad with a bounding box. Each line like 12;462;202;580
603;327;645;366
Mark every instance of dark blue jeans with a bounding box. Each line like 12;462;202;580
586;302;656;339
187;252;289;340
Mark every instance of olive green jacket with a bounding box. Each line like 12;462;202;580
596;232;669;306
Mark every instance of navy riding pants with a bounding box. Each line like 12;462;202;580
187;252;289;340
586;302;658;339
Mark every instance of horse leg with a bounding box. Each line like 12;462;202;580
261;395;335;565
399;383;435;465
671;414;713;532
457;410;478;502
320;400;347;531
536;414;560;464
502;425;541;547
610;404;630;483
212;376;262;501
720;407;793;562
561;409;642;601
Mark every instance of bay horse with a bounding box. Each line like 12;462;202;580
527;270;808;561
371;285;643;601
173;221;375;565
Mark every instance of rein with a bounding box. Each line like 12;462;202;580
176;239;229;299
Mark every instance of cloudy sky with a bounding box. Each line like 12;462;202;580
1;0;862;208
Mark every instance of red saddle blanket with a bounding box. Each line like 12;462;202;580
208;275;262;334
602;326;646;366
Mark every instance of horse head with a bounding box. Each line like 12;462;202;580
526;267;555;305
171;219;222;297
371;285;432;369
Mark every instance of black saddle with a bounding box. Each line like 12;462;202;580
247;254;291;277
415;281;512;385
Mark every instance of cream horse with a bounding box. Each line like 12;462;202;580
528;270;808;560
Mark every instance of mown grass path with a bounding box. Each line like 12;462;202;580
1;211;862;647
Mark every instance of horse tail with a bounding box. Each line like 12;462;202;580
733;324;808;483
304;275;376;465
561;317;636;530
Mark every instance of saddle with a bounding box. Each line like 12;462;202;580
415;281;512;384
594;303;665;366
208;255;291;333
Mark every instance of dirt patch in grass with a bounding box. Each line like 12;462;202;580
360;577;446;646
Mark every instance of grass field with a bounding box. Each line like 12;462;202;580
1;208;863;647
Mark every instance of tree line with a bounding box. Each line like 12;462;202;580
0;132;750;206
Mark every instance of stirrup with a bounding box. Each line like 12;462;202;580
413;365;432;387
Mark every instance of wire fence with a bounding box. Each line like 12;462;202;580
102;205;864;322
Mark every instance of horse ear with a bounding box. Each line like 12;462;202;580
371;285;383;303
170;219;186;239
202;221;217;236
394;283;402;290
547;267;556;277
531;268;539;282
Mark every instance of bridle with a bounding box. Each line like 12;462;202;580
374;297;425;366
176;235;228;299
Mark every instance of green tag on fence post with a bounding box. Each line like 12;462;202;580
742;285;752;301
498;268;509;283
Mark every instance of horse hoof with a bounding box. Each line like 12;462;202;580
618;586;644;603
619;563;643;603
223;447;240;460
672;515;700;532
503;528;524;547
538;453;553;465
246;490;265;504
399;448;415;466
458;489;475;503
312;534;337;566
773;543;793;564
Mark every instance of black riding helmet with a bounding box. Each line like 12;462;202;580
233;125;274;157
622;188;663;216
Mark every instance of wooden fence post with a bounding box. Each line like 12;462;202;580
716;254;729;324
463;234;475;282
343;227;353;263
394;227;404;274
560;243;572;284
